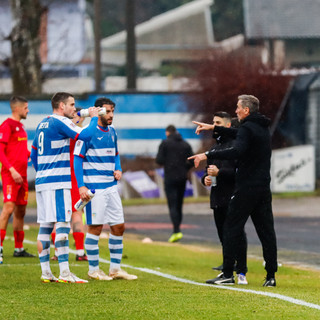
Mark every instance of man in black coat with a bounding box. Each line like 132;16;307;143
156;125;193;243
190;95;278;287
201;112;247;285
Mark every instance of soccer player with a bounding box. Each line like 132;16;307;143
51;109;87;261
0;96;35;263
74;97;137;281
30;92;99;283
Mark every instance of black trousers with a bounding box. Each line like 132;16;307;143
164;180;186;233
214;206;248;274
222;188;278;278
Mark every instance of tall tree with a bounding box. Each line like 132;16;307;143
10;0;43;96
94;0;102;92
126;0;136;90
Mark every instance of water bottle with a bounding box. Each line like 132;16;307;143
74;189;95;211
77;108;106;117
210;176;217;187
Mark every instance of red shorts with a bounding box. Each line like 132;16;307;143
2;174;28;205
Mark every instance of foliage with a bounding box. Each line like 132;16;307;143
211;0;244;41
185;49;294;143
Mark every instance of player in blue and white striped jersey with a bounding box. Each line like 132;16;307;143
30;92;99;283
74;97;137;281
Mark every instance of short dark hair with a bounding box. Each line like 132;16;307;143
94;97;115;108
10;96;27;109
51;92;74;110
213;111;231;122
238;94;259;113
165;125;176;134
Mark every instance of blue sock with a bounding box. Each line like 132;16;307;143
85;233;99;272
109;234;123;272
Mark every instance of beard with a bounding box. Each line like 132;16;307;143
100;117;112;127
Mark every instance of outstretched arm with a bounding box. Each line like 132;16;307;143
188;153;207;168
192;121;215;135
78;117;98;141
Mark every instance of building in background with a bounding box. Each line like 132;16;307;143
95;0;215;71
0;0;86;66
243;0;320;70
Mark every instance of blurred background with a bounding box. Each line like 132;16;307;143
0;0;319;196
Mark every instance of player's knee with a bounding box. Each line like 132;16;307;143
72;221;82;233
14;206;26;219
1;203;15;217
110;223;125;236
37;240;50;253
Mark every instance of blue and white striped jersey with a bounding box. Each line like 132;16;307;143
73;125;120;190
32;114;82;191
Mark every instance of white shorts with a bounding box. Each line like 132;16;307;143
36;189;72;223
84;188;124;226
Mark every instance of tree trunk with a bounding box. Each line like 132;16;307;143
94;0;102;92
126;0;137;90
10;0;42;96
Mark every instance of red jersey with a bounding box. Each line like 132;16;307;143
0;118;29;177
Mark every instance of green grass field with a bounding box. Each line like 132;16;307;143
1;225;320;320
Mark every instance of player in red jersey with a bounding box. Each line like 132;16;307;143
51;109;87;261
0;96;35;263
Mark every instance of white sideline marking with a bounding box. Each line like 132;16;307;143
22;239;320;311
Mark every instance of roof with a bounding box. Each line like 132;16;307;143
243;0;320;39
101;0;214;48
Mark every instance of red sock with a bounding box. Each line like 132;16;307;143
0;229;6;247
51;232;56;245
73;232;84;250
14;230;24;249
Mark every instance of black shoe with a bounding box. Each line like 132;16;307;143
13;249;35;257
76;254;88;261
0;247;3;264
206;272;235;285
212;264;223;271
212;264;237;272
263;278;276;287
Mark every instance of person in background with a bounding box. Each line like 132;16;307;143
0;96;35;264
156;125;193;243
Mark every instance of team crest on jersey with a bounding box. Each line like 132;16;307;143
76;140;82;146
16;127;19;131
